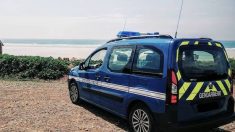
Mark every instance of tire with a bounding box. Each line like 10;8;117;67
129;103;155;132
69;82;82;105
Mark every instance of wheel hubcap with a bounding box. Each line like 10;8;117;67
132;109;150;132
70;85;78;102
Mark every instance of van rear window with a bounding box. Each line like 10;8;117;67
178;46;228;82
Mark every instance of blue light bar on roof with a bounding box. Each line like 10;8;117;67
117;31;160;38
117;31;141;38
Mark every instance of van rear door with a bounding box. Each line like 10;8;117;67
175;40;233;122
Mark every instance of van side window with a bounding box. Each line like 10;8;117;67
88;49;107;69
133;46;163;75
108;47;133;72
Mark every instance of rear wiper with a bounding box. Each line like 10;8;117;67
189;79;198;82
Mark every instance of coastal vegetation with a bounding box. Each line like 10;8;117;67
0;54;234;80
0;54;82;80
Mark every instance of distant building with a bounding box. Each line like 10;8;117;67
0;40;3;55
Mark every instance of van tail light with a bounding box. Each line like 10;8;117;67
171;95;178;104
170;70;178;104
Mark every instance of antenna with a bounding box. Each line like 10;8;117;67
122;17;127;31
175;0;184;38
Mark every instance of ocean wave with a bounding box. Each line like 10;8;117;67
225;48;235;50
4;43;101;48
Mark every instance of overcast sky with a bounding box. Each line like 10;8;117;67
0;0;234;40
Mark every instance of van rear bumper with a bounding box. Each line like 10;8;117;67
155;113;235;132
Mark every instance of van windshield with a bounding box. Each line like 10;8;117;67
178;46;229;82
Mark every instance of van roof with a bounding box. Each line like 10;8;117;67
105;31;218;47
104;35;221;48
106;35;173;43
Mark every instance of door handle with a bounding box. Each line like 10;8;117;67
95;74;101;80
104;76;110;82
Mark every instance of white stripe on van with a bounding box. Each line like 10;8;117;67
69;75;166;101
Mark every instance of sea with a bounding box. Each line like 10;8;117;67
1;39;107;46
1;39;235;49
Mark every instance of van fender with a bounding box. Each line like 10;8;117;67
125;95;166;116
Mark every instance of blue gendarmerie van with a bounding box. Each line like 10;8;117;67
68;31;235;132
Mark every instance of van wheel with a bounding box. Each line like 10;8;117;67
129;104;155;132
69;82;82;104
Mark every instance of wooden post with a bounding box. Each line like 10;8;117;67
0;40;3;55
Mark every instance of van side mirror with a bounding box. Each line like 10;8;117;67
79;62;86;70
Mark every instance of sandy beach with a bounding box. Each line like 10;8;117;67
2;44;100;59
0;79;234;131
2;43;235;59
226;48;235;58
0;80;128;132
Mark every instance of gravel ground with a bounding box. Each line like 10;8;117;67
0;80;234;132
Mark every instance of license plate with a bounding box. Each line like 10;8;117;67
199;91;222;99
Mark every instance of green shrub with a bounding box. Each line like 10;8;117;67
0;54;68;80
70;59;82;67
